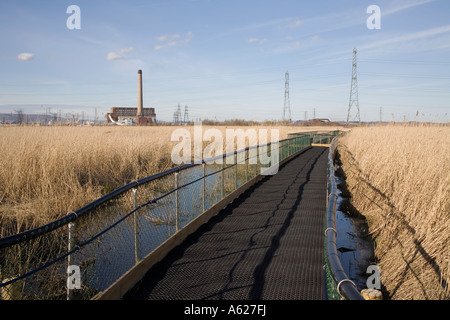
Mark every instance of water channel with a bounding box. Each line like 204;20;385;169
333;172;376;291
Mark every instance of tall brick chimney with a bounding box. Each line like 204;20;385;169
137;70;143;117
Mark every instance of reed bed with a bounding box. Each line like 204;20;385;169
336;125;449;300
0;126;174;237
0;124;337;237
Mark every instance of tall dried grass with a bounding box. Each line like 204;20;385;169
0;126;175;236
337;125;450;300
0;124;338;237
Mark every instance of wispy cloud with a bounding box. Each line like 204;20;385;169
75;35;111;47
383;0;436;16
247;37;268;45
294;0;437;39
154;32;193;51
236;17;292;32
106;47;135;60
156;34;180;42
361;25;450;50
214;16;302;41
287;19;303;28
17;53;34;61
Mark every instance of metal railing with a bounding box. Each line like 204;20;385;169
288;130;339;145
0;133;311;300
324;137;364;300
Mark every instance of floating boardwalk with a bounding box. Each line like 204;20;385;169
124;147;329;300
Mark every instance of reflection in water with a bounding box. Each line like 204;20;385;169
334;175;376;291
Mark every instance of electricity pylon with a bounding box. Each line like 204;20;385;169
346;48;360;126
283;71;291;122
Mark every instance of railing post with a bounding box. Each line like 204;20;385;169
132;188;139;264
175;172;179;232
221;159;225;199
67;222;75;300
279;141;282;161
256;145;259;176
246;149;249;180
286;140;288;158
280;141;283;161
202;163;206;212
288;138;291;157
234;152;238;191
292;138;294;154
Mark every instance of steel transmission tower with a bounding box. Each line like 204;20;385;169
173;104;182;124
283;71;291;122
184;105;189;123
346;48;360;126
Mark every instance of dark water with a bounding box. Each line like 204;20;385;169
71;161;257;293
334;175;376;291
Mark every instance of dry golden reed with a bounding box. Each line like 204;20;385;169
0;126;174;236
0;124;336;237
337;125;449;300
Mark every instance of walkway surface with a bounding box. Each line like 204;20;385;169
124;146;329;300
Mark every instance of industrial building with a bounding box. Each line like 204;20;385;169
107;107;156;125
106;70;156;125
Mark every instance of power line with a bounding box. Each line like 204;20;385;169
359;58;450;66
359;72;450;80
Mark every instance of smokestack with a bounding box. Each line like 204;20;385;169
137;70;143;117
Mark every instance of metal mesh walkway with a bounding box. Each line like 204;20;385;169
124;147;328;300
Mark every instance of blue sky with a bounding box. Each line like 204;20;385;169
1;0;449;123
